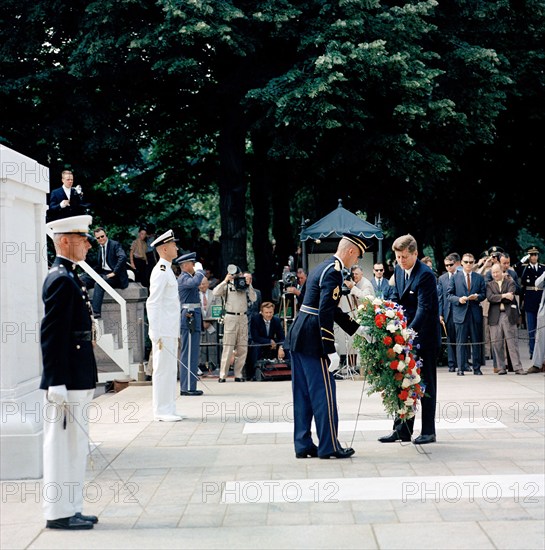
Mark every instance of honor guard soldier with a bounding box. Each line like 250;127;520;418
146;230;184;421
176;251;206;395
213;265;257;382
285;233;372;459
514;246;545;362
40;214;98;530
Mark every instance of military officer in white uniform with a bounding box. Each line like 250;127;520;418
40;215;98;530
146;230;184;421
213;267;257;382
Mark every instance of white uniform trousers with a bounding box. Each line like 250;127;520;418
43;389;94;520
152;336;179;417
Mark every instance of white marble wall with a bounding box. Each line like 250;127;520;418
0;145;49;479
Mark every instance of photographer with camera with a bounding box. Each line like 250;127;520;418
285;268;307;307
213;265;257;382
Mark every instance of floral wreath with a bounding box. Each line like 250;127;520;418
353;296;425;420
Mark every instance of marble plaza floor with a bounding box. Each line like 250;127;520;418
1;354;544;549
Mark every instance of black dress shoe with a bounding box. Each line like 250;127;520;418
218;378;226;383
378;431;411;443
473;368;483;375
180;390;204;396
75;512;98;524
457;371;464;376
413;434;436;445
46;515;94;530
319;447;355;459
295;445;318;459
234;377;245;382
448;367;456;372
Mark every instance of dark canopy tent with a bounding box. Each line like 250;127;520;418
300;199;383;273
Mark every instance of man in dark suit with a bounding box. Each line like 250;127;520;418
447;252;487;375
40;215;98;530
87;227;129;318
378;234;442;445
250;302;286;379
437;253;461;372
371;262;393;300
46;170;86;221
285;233;371;459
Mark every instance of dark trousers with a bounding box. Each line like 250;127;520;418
393;343;438;438
445;315;457;369
454;316;483;372
180;328;201;392
82;273;124;316
291;352;341;456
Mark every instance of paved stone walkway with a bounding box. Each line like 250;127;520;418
1;353;543;549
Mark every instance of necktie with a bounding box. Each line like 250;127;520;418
202;292;208;307
265;321;270;336
101;245;106;269
466;273;471;292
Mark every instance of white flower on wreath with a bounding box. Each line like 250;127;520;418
397;361;406;372
393;343;404;354
385;309;396;319
404;397;415;406
386;321;398;333
371;298;382;306
401;377;413;388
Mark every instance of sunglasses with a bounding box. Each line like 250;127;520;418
95;235;106;239
445;263;454;267
462;260;475;264
530;253;538;256
374;269;384;272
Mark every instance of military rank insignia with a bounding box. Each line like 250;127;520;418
332;286;340;300
160;265;166;271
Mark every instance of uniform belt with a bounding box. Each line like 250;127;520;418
71;331;93;341
525;286;540;291
225;311;246;316
300;304;319;316
182;303;201;310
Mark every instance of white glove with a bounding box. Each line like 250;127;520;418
356;325;374;343
520;254;530;264
47;385;68;405
328;352;341;373
195;262;204;272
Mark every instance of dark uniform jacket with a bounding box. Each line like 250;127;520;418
516;262;545;314
285;256;359;356
40;257;98;390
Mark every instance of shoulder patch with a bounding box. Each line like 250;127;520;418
160;265;166;271
332;286;340;301
334;259;342;271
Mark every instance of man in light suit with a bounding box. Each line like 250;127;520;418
447;252;487;375
378;234;442;445
437;253;461;372
87;227;129;318
47;170;87;221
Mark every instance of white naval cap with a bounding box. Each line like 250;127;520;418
46;214;93;238
151;229;179;247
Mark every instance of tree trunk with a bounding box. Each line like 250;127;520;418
217;105;248;276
